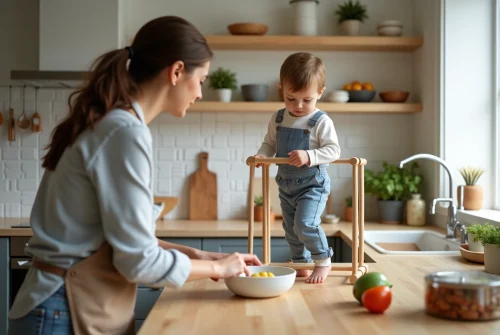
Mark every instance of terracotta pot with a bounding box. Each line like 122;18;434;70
344;206;353;223
254;206;275;223
457;185;483;210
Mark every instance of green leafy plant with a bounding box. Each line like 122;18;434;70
345;195;352;207
208;67;237;90
335;0;369;24
467;223;500;246
364;161;422;201
254;195;263;207
459;166;485;185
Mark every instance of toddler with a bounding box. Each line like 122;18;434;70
255;52;341;284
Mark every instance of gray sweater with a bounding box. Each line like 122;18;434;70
9;102;191;319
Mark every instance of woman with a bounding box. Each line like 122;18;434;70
8;16;261;335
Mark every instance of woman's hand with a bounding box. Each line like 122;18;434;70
196;250;228;261
214;253;262;279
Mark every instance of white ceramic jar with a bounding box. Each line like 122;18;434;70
290;0;319;36
406;193;426;226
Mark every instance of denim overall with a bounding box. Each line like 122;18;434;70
275;108;333;263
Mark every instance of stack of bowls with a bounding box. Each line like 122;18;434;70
377;20;403;36
327;90;349;103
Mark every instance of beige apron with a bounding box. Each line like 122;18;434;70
32;242;137;335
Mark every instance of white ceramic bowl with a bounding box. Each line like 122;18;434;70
378;26;403;36
378;20;403;28
224;265;296;298
327;90;349;103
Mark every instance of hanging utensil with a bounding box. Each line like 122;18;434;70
17;86;30;129
31;88;41;132
8;86;15;141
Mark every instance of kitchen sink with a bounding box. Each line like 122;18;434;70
364;230;461;255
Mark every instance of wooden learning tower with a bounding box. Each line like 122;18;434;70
246;156;368;284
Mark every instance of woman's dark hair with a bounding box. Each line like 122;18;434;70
42;16;213;170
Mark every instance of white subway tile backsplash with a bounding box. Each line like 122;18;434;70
0;90;413;220
3;148;20;160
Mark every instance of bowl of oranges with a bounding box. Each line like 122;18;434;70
343;81;376;102
224;265;296;298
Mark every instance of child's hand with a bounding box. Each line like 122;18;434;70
254;154;267;168
288;150;310;167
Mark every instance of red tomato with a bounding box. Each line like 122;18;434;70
361;285;392;313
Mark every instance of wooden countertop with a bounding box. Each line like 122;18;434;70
137;223;500;335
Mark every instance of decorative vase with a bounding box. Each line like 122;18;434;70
406;194;426;226
216;89;232;102
378;200;404;224
457;185;483;210
468;233;484;252
484;244;500;275
290;0;319;36
340;19;361;35
344;206;353;223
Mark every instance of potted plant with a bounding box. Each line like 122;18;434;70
344;195;353;222
253;195;275;223
334;0;369;36
465;223;487;252
364;161;422;224
457;166;485;210
472;223;500;275
208;67;238;102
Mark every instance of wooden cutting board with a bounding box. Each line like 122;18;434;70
189;152;217;220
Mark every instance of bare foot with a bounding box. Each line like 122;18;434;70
306;266;329;284
296;269;311;277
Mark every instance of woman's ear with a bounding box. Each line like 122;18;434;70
165;61;185;86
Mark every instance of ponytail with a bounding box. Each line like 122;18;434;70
42;48;138;170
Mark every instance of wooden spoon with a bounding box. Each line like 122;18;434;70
17;86;30;129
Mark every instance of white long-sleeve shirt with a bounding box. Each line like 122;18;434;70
9;102;191;319
257;109;341;166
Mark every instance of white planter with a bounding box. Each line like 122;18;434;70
484;244;500;275
216;89;232;102
341;19;361;36
290;0;319;36
468;233;484;252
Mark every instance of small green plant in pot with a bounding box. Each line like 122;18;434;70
364;161;422;224
335;0;368;36
344;195;353;222
458;166;485;210
469;223;500;275
253;195;274;223
208;67;238;103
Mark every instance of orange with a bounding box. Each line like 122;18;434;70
361;286;392;314
343;83;352;90
351;80;361;86
362;82;374;91
352;83;362;91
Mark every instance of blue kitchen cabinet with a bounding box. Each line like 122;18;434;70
202;237;336;263
0;238;9;335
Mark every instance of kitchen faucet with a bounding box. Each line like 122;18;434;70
399;153;467;243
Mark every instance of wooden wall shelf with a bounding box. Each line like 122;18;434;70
188;102;422;113
205;35;423;51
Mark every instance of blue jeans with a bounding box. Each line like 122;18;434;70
276;167;333;262
9;286;73;335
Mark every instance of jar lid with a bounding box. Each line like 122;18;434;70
425;271;500;288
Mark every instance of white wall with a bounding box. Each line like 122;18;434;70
412;0;442;224
0;0;39;85
39;0;120;71
0;0;425;220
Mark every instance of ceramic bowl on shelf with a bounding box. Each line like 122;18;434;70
327;90;349;103
379;91;409;102
224;265;296;298
241;84;269;101
347;90;376;102
227;23;268;35
377;20;403;36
